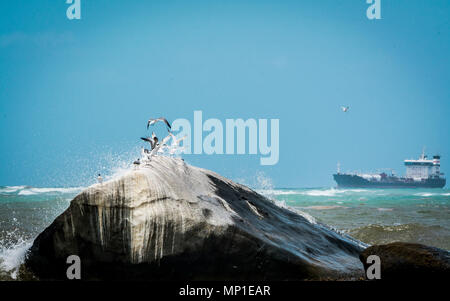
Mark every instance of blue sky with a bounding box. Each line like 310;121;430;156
0;0;449;188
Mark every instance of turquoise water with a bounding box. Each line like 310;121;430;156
259;188;450;250
0;185;449;280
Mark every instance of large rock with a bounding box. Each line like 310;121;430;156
26;156;365;280
360;242;450;280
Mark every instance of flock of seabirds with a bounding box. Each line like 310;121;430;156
97;117;185;184
135;117;186;167
96;107;350;183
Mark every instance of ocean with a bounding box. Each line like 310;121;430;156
0;185;449;280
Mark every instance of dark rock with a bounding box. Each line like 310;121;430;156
26;156;365;280
360;242;450;280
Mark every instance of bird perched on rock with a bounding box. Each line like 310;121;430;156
133;158;141;169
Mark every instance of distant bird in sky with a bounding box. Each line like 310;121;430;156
147;117;171;130
341;106;349;112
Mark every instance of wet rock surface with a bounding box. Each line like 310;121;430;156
360;242;450;280
26;156;365;280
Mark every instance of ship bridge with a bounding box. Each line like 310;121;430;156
404;151;441;180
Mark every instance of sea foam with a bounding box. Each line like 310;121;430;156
14;187;84;196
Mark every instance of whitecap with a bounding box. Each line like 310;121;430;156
377;208;393;211
18;187;84;196
415;193;434;197
17;190;37;196
0;186;27;193
257;189;298;196
302;205;347;210
300;188;341;197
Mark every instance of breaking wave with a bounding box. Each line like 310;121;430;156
302;205;347;210
299;188;370;197
0;186;84;196
256;189;298;196
415;192;434;197
258;188;372;198
0;186;27;193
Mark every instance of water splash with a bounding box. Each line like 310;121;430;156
248;174;318;225
272;199;317;225
0;239;31;280
255;171;274;190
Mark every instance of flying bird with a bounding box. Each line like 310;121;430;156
140;136;157;150
168;132;187;154
147;117;171;130
168;132;187;147
341;106;349;112
150;134;172;156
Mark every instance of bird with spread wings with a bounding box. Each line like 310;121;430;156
147;117;171;130
341;106;349;112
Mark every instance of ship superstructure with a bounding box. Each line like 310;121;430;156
404;152;442;180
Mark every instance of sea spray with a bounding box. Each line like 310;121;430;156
0;190;81;280
0;239;32;280
0;148;185;280
248;172;318;225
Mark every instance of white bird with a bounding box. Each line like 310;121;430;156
341;106;349;112
168;132;187;147
147;117;171;130
150;134;172;156
168;132;187;155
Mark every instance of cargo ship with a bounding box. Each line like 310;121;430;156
333;151;446;188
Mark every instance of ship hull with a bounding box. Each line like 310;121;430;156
333;174;446;189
